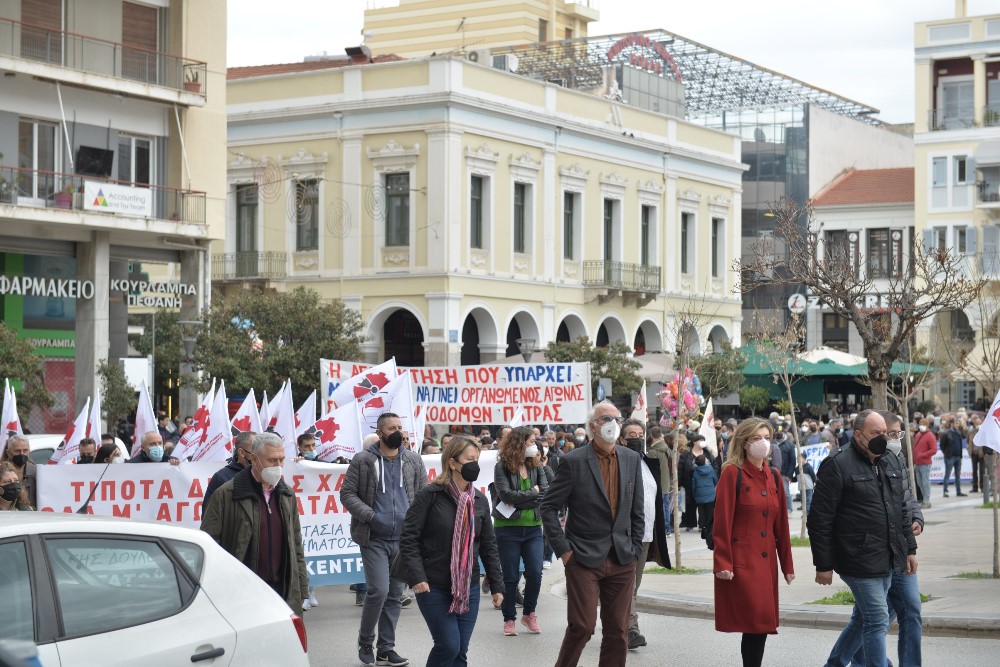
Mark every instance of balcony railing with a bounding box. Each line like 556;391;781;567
977;180;1000;204
583;260;661;291
0;166;206;224
212;252;288;281
928;108;975;131
0;17;206;96
985;106;1000;128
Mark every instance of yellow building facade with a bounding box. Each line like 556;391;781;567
224;55;743;370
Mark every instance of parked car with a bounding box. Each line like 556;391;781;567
0;512;308;666
24;434;129;465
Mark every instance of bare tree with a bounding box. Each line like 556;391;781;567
737;197;986;410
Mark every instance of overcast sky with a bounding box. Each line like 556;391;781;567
227;0;998;124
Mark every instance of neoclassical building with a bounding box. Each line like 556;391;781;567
222;51;744;369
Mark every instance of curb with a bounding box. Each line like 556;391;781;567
634;591;1000;639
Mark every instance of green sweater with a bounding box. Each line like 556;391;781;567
494;475;542;527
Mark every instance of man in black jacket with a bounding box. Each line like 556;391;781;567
939;417;967;497
808;409;918;667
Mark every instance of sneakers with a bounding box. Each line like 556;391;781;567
542;560;551;570
307;593;319;607
957;492;968;497
376;650;409;666
482;578;491;594
400;594;414;608
358;644;375;665
302;598;312;611
628;631;647;649
356;591;365;606
520;612;541;634
920;502;932;509
503;619;518;636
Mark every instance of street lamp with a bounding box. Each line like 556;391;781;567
515;338;536;363
178;320;203;419
178;320;203;361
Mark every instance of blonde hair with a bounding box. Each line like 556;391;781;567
724;417;773;470
0;461;30;507
434;436;480;486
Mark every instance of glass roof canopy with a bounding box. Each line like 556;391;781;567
490;29;880;124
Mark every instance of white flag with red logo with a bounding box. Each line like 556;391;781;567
974;388;1000;454
411;405;426;451
631;381;648;425
266;379;297;460
359;370;416;443
1;379;24;452
331;359;397;409
230;389;262;439
312;400;364;461
260;390;271;429
699;398;718;458
295;390;317;438
191;381;233;462
169;378;215;461
131;380;158;457
50;398;90;464
87;387;102;439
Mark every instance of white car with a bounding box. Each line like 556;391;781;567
0;512;308;666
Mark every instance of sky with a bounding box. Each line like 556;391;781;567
227;0;999;125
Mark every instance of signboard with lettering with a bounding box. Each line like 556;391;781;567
84;181;153;217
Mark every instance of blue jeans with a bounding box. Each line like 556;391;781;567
943;456;962;494
662;493;673;533
416;585;480;667
803;489;814;514
494;525;544;621
914;465;931;504
783;476;792;511
359;538;404;652
825;574;892;667
848;570;923;667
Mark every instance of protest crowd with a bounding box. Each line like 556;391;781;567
3;364;999;667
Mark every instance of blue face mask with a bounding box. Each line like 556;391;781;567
303;450;317;460
148;445;164;462
558;439;564;446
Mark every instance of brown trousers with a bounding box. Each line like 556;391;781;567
554;554;636;667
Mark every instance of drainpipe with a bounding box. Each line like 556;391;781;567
55;82;74;172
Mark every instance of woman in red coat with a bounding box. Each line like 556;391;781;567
713;417;794;667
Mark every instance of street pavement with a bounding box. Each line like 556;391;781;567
304;491;1000;665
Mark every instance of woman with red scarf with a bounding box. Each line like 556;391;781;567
400;436;504;666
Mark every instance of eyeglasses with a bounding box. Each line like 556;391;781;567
886;431;904;439
593;415;623;425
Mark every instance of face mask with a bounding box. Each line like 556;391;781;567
918;425;927;432
260;465;283;486
542;446;549;456
79;455;95;464
558;439;565;446
598;420;621;442
148;446;164;462
624;437;645;454
801;427;810;434
575;434;585;443
459;461;480;482
383;431;404;450
866;435;888;456
525;445;538;458
747;439;770;459
111;457;124;464
302;451;318;460
886;440;902;455
1;483;21;502
721;432;730;441
10;454;28;468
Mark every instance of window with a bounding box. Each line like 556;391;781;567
681;212;692;274
20;0;62;64
119;135;152;185
822;313;850;353
932;157;947;186
122;1;159;83
45;537;188;637
470;175;483;249
935;228;947;252
294;179;319;251
18;119;58;200
385;173;409;247
563;191;578;260
957;227;968;254
940;80;974;127
0;541;33;641
711;217;724;278
603;199;614;261
538;19;548;42
955;156;970;185
867;229;897;279
641;205;651;265
513;182;527;253
825;230;858;275
235;184;258;253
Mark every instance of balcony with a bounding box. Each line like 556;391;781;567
583;260;660;306
0;166;206;225
986;106;1000;128
212;252;288;281
0;18;206;105
928;108;976;131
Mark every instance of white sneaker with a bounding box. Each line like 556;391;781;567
542;560;551;570
302;599;312;611
308;594;319;607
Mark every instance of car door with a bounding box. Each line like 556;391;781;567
42;534;237;666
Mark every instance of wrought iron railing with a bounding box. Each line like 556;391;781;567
0;166;206;224
0;17;207;96
928;108;976;131
583;260;661;290
212;253;288;281
985;105;1000;128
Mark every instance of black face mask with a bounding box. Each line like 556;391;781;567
11;454;28;468
79;454;95;464
624;437;645;454
1;483;20;502
459;461;480;482
866;434;888;456
383;431;404;450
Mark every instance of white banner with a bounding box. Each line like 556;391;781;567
37;451;499;586
805;443;972;483
84;181;153;217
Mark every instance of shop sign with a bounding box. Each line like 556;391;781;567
0;276;94;299
83;181;153;217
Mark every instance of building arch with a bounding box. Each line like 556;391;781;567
366;301;427;366
461;304;501;365
503;308;542;358
555;311;589;343
708;323;730;354
633;318;664;355
595;314;628;347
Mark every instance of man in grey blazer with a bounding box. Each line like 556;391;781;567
541;401;645;667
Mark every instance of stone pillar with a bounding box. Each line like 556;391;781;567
75;232;110;414
425;292;462;366
108;260;129;362
477;344;508;364
973;56;986;127
178;249;204;419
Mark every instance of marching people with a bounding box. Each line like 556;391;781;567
399;435;504;667
712;417;794;667
0;434;36;508
678;435;698;531
912;417;937;508
691;453;717;534
204;431;255;507
795;452;816;513
938;416;966;497
0;461;33;511
540;401;644;667
341;412;428;667
128;431;166;463
93;442;122;465
808;410;918;667
200;432;309;612
646;428;678;535
76;437;97;464
491;425;547;636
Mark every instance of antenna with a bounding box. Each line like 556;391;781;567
457;17;467;51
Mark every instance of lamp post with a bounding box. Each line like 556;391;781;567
178;320;203;419
515;337;536;364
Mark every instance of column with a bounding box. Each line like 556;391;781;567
75;231;110;414
178;249;203;419
425;292;462;366
108;260;129;362
973;55;986;127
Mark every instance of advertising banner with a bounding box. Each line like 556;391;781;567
322;359;592;425
37;451;499;586
84;181;153;217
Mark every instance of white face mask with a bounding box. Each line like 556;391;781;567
541;446;549;456
886;440;902;455
747;438;770;459
111;457;124;464
575;434;586;443
599;419;621;443
260;466;283;486
918;425;927;432
525;445;539;458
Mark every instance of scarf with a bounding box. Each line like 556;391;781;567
446;480;477;614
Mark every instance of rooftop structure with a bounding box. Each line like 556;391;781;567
812;168;916;208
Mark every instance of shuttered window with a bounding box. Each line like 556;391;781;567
20;0;62;64
122;2;159;83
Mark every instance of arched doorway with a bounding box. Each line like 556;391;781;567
383;310;425;366
634;319;664;355
503;310;542;358
708;325;730;354
596;317;626;348
556;313;587;343
676;322;701;360
461;315;480;365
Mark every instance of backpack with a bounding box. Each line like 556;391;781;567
703;466;781;551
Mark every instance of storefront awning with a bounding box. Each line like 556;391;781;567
975;140;1000;166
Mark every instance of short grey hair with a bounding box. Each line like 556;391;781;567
853;409;877;434
252;432;284;455
6;434;28;449
621;418;645;434
141;431;159;447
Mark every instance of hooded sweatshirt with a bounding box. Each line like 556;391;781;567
691;463;718;504
369;443;408;541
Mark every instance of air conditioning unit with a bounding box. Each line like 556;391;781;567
467;49;491;64
492;53;519;72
